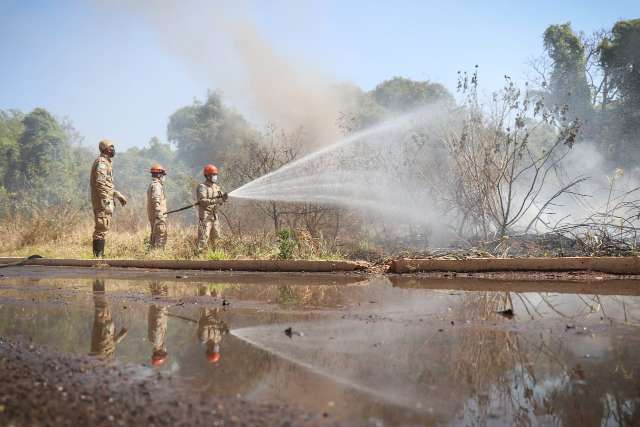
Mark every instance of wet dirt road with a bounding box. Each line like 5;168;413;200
1;266;639;426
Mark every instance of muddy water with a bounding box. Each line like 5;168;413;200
1;269;640;425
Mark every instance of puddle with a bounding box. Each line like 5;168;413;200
1;270;640;425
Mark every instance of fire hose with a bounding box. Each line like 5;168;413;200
166;193;229;215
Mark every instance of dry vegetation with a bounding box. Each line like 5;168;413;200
0;207;345;261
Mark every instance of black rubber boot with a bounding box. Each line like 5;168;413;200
92;239;105;258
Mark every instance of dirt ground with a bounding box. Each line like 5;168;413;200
0;336;352;427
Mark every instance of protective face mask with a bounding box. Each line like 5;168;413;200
211;175;218;183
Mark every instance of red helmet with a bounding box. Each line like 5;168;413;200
206;351;221;363
150;164;166;174
203;164;218;176
151;354;167;366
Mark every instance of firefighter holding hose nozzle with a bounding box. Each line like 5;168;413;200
196;164;228;254
196;283;229;364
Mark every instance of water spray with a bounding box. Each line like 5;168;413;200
228;105;453;227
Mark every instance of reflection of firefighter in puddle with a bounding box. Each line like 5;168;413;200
148;281;169;366
90;279;127;358
197;285;229;363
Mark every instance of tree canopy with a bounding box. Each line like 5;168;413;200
0;108;92;215
599;19;640;126
543;23;592;122
372;77;454;112
167;91;252;171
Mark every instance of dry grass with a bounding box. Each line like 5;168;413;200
0;208;344;260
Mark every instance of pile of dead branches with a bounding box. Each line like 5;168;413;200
542;184;640;256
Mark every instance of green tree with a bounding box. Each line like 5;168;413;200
337;78;453;134
0;110;25;215
599;19;640;166
543;23;592;121
13;109;82;209
599;19;640;128
167;91;251;170
372;76;454;112
0;108;91;215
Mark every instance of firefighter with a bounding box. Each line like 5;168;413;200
196;164;228;254
90;279;127;358
197;284;228;363
148;281;169;366
90;139;127;257
147;164;168;250
197;306;229;364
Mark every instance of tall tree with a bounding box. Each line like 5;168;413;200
337;77;454;134
15;109;70;207
543;23;592;122
0;110;25;214
599;19;640;166
1;108;89;212
599;19;640;129
167;91;251;170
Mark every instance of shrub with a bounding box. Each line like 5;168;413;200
277;228;297;259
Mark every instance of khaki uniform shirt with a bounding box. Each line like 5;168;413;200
147;177;167;223
90;154;117;214
196;181;222;219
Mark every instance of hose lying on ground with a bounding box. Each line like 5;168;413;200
0;255;43;268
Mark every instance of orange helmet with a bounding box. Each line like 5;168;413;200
151;353;167;366
203;164;218;176
150;164;166;174
206;351;221;363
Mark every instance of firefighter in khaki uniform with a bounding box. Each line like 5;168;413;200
196;164;228;254
146;164;168;250
90;279;127;358
148;281;169;366
90;139;127;257
197;285;229;363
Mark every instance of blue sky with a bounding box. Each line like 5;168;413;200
1;0;638;150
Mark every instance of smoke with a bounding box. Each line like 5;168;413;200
532;141;640;229
112;0;347;148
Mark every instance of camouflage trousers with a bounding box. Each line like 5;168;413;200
197;213;221;253
149;217;167;250
93;210;112;240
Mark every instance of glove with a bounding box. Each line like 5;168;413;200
221;192;229;202
104;199;114;215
